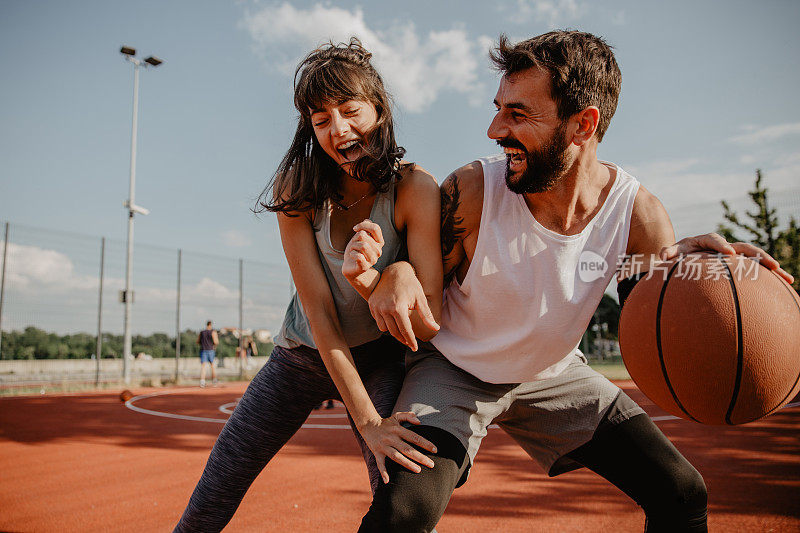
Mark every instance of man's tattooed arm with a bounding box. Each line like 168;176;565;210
441;173;467;287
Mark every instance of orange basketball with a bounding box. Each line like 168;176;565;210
619;253;800;425
120;390;134;402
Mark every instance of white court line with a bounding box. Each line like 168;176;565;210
651;415;679;422
648;401;800;422
219;402;237;415
126;391;357;429
127;391;800;430
126;391;228;423
218;399;352;418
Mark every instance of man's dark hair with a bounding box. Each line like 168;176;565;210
206;320;212;327
490;31;621;142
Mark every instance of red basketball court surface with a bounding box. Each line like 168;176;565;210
1;381;798;532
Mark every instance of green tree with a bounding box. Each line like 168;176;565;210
19;345;35;360
595;293;621;338
581;293;622;358
718;169;800;291
180;329;200;358
1;326;274;360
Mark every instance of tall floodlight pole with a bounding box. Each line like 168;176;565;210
175;249;182;382
0;222;9;360
239;259;244;379
95;237;105;386
120;46;162;384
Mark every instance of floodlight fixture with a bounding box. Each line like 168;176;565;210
144;56;162;67
120;46;136;56
123;200;150;216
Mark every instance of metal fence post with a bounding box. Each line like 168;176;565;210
239;258;244;379
0;222;9;360
175;249;181;382
95;237;105;386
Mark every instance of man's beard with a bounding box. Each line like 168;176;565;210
503;122;571;194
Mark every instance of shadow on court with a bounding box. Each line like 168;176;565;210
0;383;798;531
0;385;365;454
435;409;800;525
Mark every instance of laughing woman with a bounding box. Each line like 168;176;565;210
174;38;442;531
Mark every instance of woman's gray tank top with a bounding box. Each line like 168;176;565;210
274;181;405;349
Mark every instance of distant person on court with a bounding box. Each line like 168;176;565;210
237;334;257;370
355;31;793;532
243;334;257;369
174;38;442;532
197;321;218;388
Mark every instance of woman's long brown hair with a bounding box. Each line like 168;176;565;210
255;38;406;215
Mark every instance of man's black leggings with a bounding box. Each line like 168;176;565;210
359;413;707;532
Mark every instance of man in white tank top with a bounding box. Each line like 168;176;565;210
357;31;791;533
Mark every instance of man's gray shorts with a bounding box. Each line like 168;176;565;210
395;342;645;478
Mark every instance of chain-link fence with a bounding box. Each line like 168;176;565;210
0;221;291;390
668;186;800;241
1;186;798;389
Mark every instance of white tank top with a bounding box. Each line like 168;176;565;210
431;154;640;383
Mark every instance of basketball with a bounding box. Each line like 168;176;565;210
619;253;800;425
119;390;134;402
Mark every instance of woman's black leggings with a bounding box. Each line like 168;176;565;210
359;413;708;532
174;336;405;533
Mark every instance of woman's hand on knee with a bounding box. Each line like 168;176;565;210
360;411;438;484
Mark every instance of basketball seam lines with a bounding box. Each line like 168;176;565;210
763;268;800;416
722;258;744;426
656;258;699;423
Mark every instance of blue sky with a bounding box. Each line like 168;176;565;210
1;0;799;334
2;0;800;258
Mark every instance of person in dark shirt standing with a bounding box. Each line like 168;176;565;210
197;320;219;387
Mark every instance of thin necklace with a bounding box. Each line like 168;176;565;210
333;188;374;211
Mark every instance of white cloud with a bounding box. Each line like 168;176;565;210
625;157;701;178
625;156;800;238
240;3;490;112
772;152;800;167
513;0;588;27
133;277;241;305
221;229;252;248
729;122;800;145
1;243;241;303
2;243;99;291
0;242;293;334
189;277;239;301
766;155;800;196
